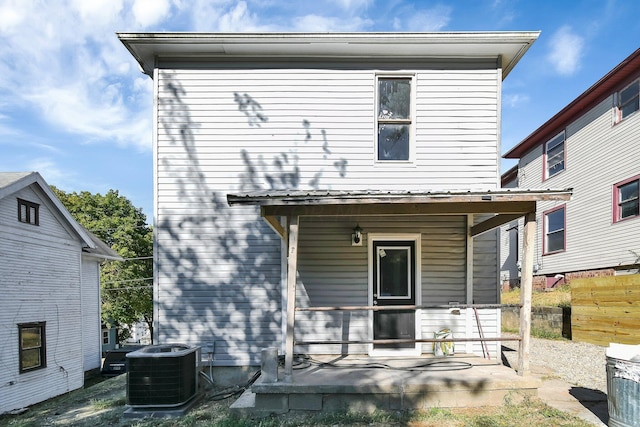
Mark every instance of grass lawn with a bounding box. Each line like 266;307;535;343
1;373;593;427
501;285;572;308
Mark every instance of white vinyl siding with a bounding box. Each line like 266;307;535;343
81;259;102;372
154;62;501;364
0;187;85;413
516;94;640;275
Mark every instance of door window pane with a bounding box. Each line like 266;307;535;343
378;247;410;297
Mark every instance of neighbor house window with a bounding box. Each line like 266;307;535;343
377;77;412;161
613;176;639;222
544;205;566;254
619;79;639;120
18;322;46;372
544;132;565;179
18;198;39;225
103;330;110;345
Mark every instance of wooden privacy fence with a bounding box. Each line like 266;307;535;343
571;275;640;346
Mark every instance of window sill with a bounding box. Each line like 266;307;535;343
542;249;565;257
374;160;417;168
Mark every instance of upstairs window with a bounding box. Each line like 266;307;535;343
544;205;566;255
18;198;39;225
18;322;46;373
619;80;639;120
614;176;639;222
377;77;412;162
544;132;565;179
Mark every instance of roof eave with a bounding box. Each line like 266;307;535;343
504;47;640;159
117;31;540;79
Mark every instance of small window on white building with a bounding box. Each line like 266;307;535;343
614;176;639;222
544;206;566;255
544;132;565;179
377;77;413;162
618;79;639;120
18;322;46;373
18;198;39;225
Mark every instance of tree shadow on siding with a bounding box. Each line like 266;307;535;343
155;74;349;365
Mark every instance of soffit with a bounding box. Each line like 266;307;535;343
118;32;539;79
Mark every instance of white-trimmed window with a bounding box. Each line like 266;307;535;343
103;330;110;345
613;176;639;222
618;79;639;120
543;205;566;255
544;131;565;179
376;76;413;162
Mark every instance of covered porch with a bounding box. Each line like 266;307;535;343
227;189;571;413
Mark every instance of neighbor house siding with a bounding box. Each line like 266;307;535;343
0;188;85;414
81;258;101;372
516;95;640;276
154;62;502;364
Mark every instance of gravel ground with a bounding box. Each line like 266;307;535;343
502;336;608;393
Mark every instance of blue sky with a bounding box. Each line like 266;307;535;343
1;0;639;223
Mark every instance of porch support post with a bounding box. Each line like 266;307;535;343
465;214;474;354
284;215;299;381
518;211;536;376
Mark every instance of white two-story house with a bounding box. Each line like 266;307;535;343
119;32;570;381
501;48;640;289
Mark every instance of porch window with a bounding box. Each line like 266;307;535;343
18;198;39;225
614;176;639;222
377;77;412;162
18;322;46;373
544;132;565;179
544;206;565;254
618;79;639;120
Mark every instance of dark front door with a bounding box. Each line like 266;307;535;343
372;240;416;350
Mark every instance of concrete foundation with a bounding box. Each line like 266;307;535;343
229;355;540;417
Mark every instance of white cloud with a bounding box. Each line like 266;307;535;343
292;14;372;31
546;26;584;76
0;0;27;32
27;158;73;186
503;93;530;108
331;0;373;11
218;1;260;31
393;5;452;31
132;0;171;27
0;0;153;151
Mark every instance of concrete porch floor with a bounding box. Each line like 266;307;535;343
230;354;540;416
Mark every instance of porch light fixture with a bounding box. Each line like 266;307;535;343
352;224;363;246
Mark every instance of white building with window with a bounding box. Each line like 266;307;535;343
0;172;121;414
501;48;640;289
119;32;571;381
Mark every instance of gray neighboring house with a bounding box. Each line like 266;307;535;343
119;32;571;378
0;172;121;414
501;48;640;290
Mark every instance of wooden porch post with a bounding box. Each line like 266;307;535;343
284;215;299;381
518;211;536;376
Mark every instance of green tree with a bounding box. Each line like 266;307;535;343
52;187;153;343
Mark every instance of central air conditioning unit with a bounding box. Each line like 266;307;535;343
126;344;199;408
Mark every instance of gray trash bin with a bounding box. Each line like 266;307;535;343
606;356;640;427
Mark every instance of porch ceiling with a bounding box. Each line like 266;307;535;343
227;188;572;237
